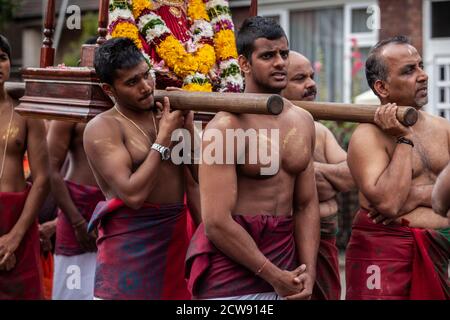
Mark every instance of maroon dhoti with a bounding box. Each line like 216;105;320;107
0;185;43;299
185;215;298;299
346;208;450;300
87;198;191;300
312;214;341;300
55;180;104;256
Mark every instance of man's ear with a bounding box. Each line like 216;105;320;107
238;54;251;75
101;83;116;103
374;79;389;99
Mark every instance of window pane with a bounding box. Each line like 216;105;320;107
432;1;450;38
290;8;344;102
351;8;371;33
440;65;446;81
351;46;371;99
440;88;446;103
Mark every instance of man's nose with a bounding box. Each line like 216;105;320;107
273;53;286;67
141;78;153;92
417;67;428;83
306;78;316;89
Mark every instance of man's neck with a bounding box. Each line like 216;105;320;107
244;84;281;95
0;86;7;102
115;103;156;119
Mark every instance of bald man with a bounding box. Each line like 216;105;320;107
282;51;355;300
346;36;449;299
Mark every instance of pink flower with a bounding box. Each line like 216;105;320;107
314;61;322;73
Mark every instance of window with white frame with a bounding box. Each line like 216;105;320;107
344;3;379;103
259;2;378;103
435;57;450;118
424;0;450;118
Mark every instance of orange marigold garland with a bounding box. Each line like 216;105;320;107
108;0;243;92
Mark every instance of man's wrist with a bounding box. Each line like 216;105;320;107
71;218;86;229
396;136;414;148
155;134;170;148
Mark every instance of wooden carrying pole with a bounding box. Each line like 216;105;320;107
12;80;417;125
292;100;418;127
154;90;284;115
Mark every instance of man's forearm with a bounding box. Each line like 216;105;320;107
367;144;414;217
396;206;450;229
315;161;355;193
293;203;320;278
10;176;49;241
432;164;450;216
205;215;283;285
51;173;84;225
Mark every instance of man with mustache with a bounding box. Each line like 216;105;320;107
83;37;197;299
0;34;50;299
346;36;450;299
186;16;320;300
282;51;355;300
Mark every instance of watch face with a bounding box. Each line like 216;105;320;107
162;147;171;160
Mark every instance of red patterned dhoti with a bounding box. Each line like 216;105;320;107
345;208;450;300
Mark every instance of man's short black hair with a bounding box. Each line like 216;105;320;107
366;35;411;96
0;34;11;60
237;16;288;60
94;37;145;85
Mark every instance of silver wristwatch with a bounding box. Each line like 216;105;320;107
151;143;171;160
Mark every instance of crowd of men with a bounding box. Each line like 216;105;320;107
0;16;448;300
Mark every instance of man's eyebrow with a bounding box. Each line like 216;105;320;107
400;63;416;71
124;74;139;83
294;72;306;78
258;49;275;55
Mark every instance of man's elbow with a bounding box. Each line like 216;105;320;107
372;201;401;218
33;173;50;191
203;216;225;242
120;194;146;210
431;197;449;217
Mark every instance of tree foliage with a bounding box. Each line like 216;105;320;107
0;0;21;31
62;12;98;66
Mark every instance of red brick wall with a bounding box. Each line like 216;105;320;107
379;0;423;55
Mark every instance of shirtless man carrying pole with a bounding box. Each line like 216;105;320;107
282;51;355;300
84;37;197;299
185;16;320;300
346;36;450;300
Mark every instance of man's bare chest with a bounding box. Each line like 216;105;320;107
408;134;448;180
0;116;26;154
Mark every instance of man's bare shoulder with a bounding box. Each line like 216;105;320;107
84;109;121;141
205;111;241;132
314;121;332;136
350;123;388;147
422;111;450;129
285;100;314;123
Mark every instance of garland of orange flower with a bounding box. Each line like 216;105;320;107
108;0;155;71
108;0;242;92
206;0;243;92
133;0;215;91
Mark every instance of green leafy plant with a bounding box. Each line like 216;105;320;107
62;12;98;66
0;0;22;32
